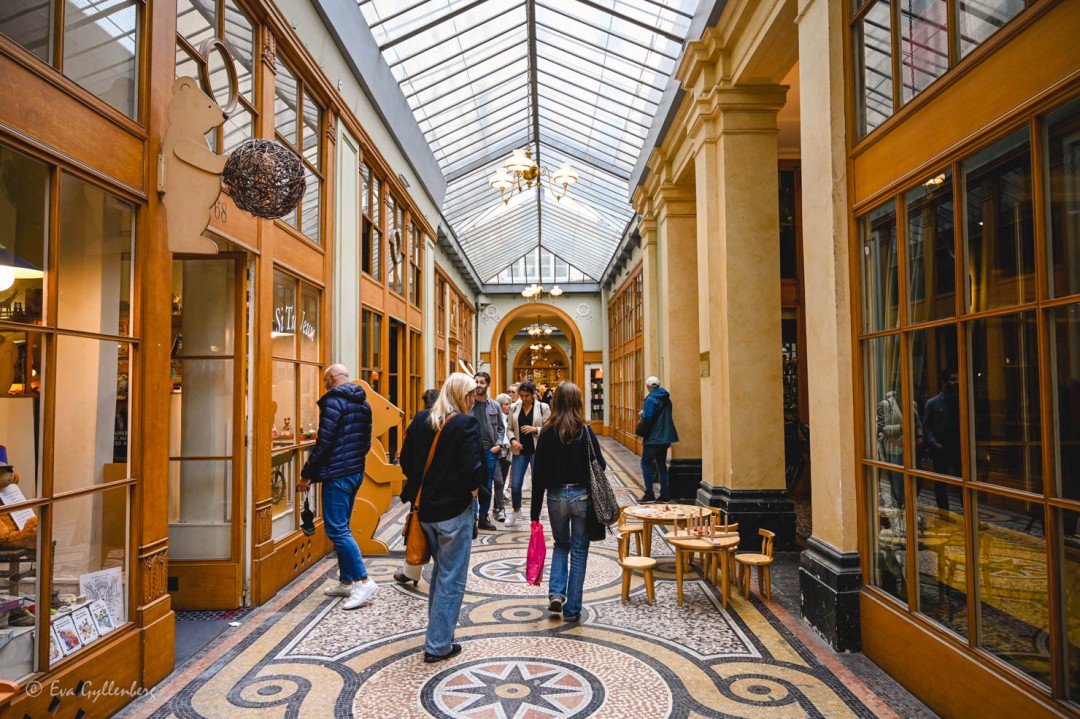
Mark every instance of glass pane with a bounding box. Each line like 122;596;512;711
168;459;232;559
51;485;129;666
898;0;948;104
906;170;955;323
864;335;905;465
299;283;320;363
860;200;899;333
1050;304;1080;500
224;0;254;102
372;176;381;228
855;0;893;138
272;361;296;448
302;92;320;167
53;336;130;494
868;467;908;603
175;41;199;81
0;330;45;498
969;312;1042;493
177;259;235;356
57;173;134;336
272;270;297;359
0;504;39;680
300;170;320;243
915;478;967;637
975;491;1049;685
1046;98;1080;299
911;324;960;477
299;364;320;442
274;59;298;148
956;0;1023;59
1060;508;1080;706
222;104;252;155
964;129;1034;312
0;147;47;326
0;0;53;63
169;359;233;457
176;0;214;48
63;0;139;119
270;449;295;540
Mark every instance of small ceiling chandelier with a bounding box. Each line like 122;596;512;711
521;283;563;301
489;146;578;205
526;323;557;337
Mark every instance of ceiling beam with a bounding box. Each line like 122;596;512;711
527;0;543;267
571;0;684;44
379;0;489;52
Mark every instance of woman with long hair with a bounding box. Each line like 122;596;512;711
530;381;606;622
400;373;484;662
506;380;550;526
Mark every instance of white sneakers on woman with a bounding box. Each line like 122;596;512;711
324;580;378;609
504;510;523;527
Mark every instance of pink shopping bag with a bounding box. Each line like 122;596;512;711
526;521;546;586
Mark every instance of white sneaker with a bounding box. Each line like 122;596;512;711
324;582;353;597
342;580;377;610
506;510;523;527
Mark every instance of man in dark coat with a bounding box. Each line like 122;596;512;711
638;376;679;502
299;364;375;610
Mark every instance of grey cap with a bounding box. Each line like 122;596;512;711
646;376;660;388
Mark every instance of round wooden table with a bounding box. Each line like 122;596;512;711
624;504;712;559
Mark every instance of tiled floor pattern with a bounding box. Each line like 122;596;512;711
118;439;917;719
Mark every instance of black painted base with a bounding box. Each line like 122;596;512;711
668;458;702;502
698;486;797;551
799;536;862;652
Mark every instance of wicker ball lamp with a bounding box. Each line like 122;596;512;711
222;139;306;219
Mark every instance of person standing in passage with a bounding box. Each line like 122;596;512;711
299;364;376;610
394;387;441;586
506;380;550;526
472;372;505;532
531;382;606;622
638;376;679;503
923;370;960;510
399;373;484;662
493;393;513;522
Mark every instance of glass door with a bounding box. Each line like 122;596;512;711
167;254;246;609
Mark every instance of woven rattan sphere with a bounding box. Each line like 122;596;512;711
222;139;306;219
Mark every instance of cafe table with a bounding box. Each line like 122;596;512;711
624;504;712;559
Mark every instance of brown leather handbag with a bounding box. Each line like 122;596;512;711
403;416;451;566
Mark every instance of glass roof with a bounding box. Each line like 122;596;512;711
358;0;699;285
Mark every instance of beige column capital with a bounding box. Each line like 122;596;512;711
637;216;658;249
655;185;696;220
687;83;789;144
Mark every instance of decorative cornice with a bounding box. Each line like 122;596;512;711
262;29;277;70
141;548;168;605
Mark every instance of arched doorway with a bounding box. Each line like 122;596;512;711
511;341;570;386
489;304;584;393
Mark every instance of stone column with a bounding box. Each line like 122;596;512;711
689;82;795;548
655;185;702;500
638;217;661;387
797;0;862;651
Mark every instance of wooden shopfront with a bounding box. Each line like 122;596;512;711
849;1;1080;716
607;263;644;454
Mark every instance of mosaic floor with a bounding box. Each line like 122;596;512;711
118;439;911;719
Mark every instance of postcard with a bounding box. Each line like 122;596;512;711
48;626;63;664
52;615;82;656
88;599;115;635
71;606;99;645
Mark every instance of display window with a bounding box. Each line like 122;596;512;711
361;308;382;393
270;269;322;541
0;0;141;120
409;223;422;308
274;58;323;244
855;96;1080;704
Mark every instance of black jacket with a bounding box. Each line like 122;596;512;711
400;410;485;522
300;383;372;481
530;425;606;523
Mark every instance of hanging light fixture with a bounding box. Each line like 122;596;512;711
489;145;578;205
521;282;563;301
0;244;43;292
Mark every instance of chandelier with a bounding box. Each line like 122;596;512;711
521;282;563;301
488;146;579;205
526;323;557;337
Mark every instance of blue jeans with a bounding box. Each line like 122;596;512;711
322;473;367;582
510;453;535;510
640;443;671;500
421;503;474;656
547;485;591;617
476;449;499;517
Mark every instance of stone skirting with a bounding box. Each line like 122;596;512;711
799;536;862;652
698;486;796;550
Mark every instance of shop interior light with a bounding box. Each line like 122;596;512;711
0;245;44;292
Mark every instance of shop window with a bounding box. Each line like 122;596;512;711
910;324;959;477
964;130;1035;312
968;312;1041;494
906;170;955;323
975;491;1050;686
270;270;322;541
409;330;422;413
435;274;446;335
0;1;53;63
778;169;798;279
0;330;45;497
361;163;380;280
409;225;422;307
915;477;967;637
388;195;404;296
1059;508;1080;707
1045;99;1080;300
1050;304;1080;501
853;0;893;139
898;0;949;105
361;308;382;393
956;0;1023;59
0;145;47;326
860;200;899;333
274;60;323;244
863;334;905;466
867;467;909;603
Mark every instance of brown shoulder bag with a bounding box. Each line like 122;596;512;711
402;415;452;566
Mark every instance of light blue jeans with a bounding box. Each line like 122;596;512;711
421;503;474;656
510;453;535;510
547;485;591;617
322;473;367;582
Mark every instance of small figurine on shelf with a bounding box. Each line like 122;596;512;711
281;417;294;440
271;424;280;441
302;424;316;441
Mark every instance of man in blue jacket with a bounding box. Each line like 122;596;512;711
638;376;679;502
299;364;375;610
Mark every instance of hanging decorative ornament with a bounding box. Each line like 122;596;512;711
222;139;306;219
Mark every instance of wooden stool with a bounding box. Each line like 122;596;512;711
617;506;645;556
734;529;775;600
618;531;656;605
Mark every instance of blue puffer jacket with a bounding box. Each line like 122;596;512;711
642;387;679;446
300;382;372;481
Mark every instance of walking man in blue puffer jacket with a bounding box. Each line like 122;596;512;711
299;364;375;610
